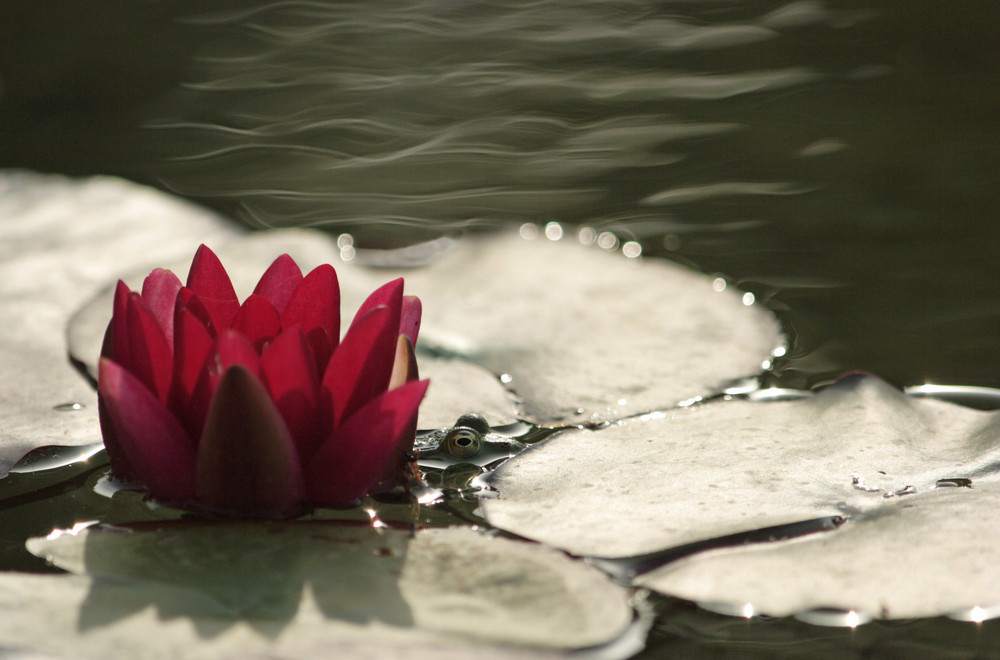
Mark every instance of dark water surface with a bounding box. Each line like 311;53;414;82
1;0;998;655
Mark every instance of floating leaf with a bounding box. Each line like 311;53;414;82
0;171;241;477
639;482;1000;620
14;523;632;657
482;375;1000;576
388;231;782;424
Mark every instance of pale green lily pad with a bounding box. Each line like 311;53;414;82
13;523;631;658
482;375;1000;558
0;171;241;477
639;481;1000;619
389;231;782;424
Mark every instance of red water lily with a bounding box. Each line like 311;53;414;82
97;245;428;517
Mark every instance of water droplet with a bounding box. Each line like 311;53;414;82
597;231;618;250
499;373;513;384
934;478;973;488
9;444;106;473
544;221;563;241
712;277;727;292
578;227;596;245
850;473;882;493
882;484;916;499
53;402;85;411
519;222;539;240
622;241;642;258
45;520;99;541
340;245;356;262
950;604;1000;623
742;292;755;306
795;607;871;628
336;233;354;249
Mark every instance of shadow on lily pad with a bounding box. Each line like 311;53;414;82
33;521;413;638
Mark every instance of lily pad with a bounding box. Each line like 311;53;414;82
391;231;783;424
640;481;1000;619
482;375;1000;558
0;171;241;477
13;523;632;657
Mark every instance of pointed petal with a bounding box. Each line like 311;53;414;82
196;365;305;517
111;280;132;365
375;337;422;493
232;294;281;352
140;268;183;348
305;379;429;507
185;330;263;445
124;293;173;403
176;287;216;335
399;294;422;345
388;335;419;390
253;253;303;314
351;278;402;328
281;263;340;345
186;244;240;332
98;358;196;503
168;305;214;438
323;305;399;429
215;329;262;376
261;327;323;461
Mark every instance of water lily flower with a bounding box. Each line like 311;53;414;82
97;245;428;517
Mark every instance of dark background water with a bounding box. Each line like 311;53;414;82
1;1;998;654
1;0;997;391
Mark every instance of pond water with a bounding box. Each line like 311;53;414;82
1;0;998;656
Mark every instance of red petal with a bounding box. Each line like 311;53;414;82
305;379;429;507
196;365;305;517
351;278;402;328
125;293;173;403
261;327;322;461
98;358;197;503
176;287;216;335
111;280;132;365
399;295;422;345
215;330;262;376
323;305;399;429
186;245;240;332
140;268;182;348
231;294;281;353
281;264;340;346
168;305;214;438
253;253;303;314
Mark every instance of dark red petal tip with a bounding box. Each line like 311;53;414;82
253;253;304;313
186;244;240;332
281;263;340;342
140;269;183;348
